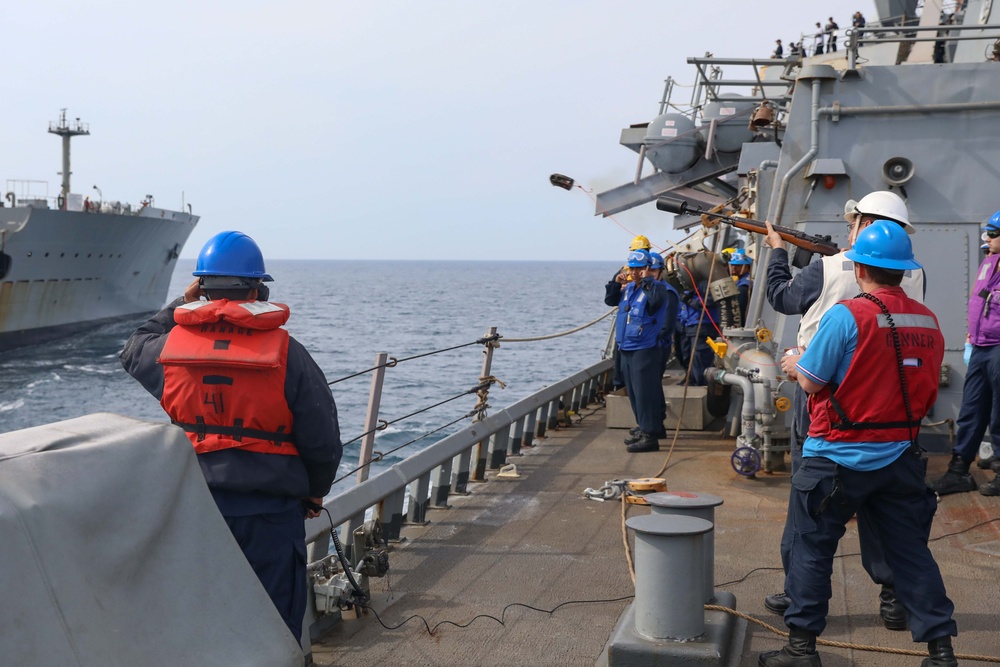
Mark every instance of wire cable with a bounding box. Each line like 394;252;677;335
358;595;635;636
573;183;704;255
502;308;616;342
327;335;500;386
328;358;398;385
341;382;489;448
333;411;477;485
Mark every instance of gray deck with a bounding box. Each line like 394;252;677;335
311;402;1000;666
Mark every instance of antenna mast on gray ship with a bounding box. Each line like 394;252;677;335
48;109;90;211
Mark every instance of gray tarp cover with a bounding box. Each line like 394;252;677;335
0;413;304;667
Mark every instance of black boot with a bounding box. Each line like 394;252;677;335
626;433;659;453
921;636;957;667
878;585;907;630
758;627;822;666
763;591;790;615
976;455;996;469
980;472;1000;496
929;454;977;495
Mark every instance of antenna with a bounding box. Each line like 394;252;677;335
48;109;90;209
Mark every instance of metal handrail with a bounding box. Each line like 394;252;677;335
305;357;612;543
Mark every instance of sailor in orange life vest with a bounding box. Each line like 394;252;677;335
119;231;342;641
759;220;958;667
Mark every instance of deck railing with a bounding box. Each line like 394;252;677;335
302;352;612;640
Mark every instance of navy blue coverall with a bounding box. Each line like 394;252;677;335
618;277;674;437
120;296;342;641
765;248;894;590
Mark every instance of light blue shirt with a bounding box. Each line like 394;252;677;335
796;303;910;471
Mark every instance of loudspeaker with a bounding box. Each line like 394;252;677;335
882;157;915;186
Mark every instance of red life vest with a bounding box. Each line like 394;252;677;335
807;287;943;443
158;299;299;456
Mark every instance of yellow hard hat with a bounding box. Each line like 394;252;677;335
630;235;651;251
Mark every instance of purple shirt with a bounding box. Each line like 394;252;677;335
968;254;1000;346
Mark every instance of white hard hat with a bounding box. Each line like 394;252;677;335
852;190;913;234
843;199;859;222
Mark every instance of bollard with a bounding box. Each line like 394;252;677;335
646;491;724;603
625;514;712;641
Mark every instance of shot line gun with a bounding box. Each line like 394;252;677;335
656;197;840;265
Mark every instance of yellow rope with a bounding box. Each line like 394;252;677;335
620;494;635;586
703;605;1000;663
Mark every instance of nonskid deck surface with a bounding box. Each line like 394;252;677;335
312;403;1000;667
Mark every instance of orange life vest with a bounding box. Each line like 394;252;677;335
158;299;299;456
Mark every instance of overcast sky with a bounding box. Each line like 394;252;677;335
2;0;872;260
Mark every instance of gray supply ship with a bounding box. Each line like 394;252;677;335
3;3;1000;667
0;111;198;350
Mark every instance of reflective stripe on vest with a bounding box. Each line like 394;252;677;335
798;254;924;349
807;288;943;443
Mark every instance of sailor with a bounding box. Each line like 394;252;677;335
673;301;693;384
812;22;825;56
606;235;653;390
928;210;1000;495
727;247;753;324
762;190;923;627
647;251;680;381
679;280;719;387
617;249;670;453
760;220;958;667
119;230;342;641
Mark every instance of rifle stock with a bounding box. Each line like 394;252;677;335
655;196;839;257
729;219;839;256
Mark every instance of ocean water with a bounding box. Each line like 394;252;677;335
0;260;614;486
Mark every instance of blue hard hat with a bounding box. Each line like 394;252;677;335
984;209;1000;233
728;248;753;265
627;249;651;268
648;252;665;270
845;219;921;270
193;231;273;281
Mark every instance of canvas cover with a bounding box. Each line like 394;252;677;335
0;413;304;666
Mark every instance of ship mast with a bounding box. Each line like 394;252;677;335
48;109;90;210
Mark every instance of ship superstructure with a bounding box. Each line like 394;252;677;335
595;0;1000;464
0;111;198;349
